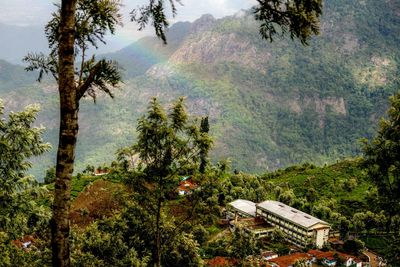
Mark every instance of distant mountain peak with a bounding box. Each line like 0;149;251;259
190;14;216;33
233;9;247;18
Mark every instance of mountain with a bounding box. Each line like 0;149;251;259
103;15;213;78
0;60;37;90
0;0;399;178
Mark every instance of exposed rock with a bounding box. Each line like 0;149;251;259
169;32;270;70
189;14;216;34
301;96;347;127
353;56;396;88
288;98;302;114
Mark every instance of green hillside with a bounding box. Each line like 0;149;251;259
130;0;400;171
0;0;399;178
262;159;373;217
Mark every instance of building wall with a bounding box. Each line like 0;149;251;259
256;207;329;248
315;229;325;248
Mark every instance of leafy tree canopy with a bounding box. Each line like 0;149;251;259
362;92;400;217
24;0;122;101
0;99;51;264
131;0;323;45
124;97;212;266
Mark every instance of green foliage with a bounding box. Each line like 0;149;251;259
362;92;400;265
360;236;389;255
342;239;364;256
2;0;398;175
203;239;231;258
120;98;212;265
131;0;323;45
253;0;322;45
131;0;181;44
293;258;309;267
71;174;103;198
383;236;400;266
23;0;122;101
363;92;400;218
71;218;149;267
271;228;286;243
231;227;258;260
43;166;56;184
130;97;212;191
70;199;203;267
0;100;51;265
214;157;400;243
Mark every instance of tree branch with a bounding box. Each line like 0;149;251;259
76;60;102;101
78;43;86;86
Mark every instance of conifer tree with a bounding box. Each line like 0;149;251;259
133;98;212;267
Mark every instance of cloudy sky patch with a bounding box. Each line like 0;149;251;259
0;0;256;52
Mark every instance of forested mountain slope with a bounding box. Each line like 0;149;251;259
0;0;399;177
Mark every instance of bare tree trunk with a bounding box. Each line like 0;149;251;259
51;1;77;266
155;177;163;267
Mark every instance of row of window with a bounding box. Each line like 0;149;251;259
257;209;314;246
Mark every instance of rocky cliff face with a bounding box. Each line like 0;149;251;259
169;32;270;71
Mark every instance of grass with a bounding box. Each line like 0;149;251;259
43;173;118;199
266;158;373;203
360;236;390;255
207;225;223;235
71;175;104;198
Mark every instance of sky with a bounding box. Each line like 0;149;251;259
0;0;256;52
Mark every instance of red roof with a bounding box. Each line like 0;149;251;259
177;179;198;192
205;257;238;267
268;253;312;267
12;235;35;249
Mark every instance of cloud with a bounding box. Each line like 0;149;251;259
0;0;257;52
173;0;256;22
0;0;256;26
0;0;55;26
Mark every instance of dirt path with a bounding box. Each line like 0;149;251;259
363;250;379;267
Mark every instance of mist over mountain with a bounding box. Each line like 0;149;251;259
0;23;48;64
0;0;399;178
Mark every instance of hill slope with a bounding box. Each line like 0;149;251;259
0;0;399;177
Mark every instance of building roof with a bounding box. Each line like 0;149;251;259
205;256;238;267
268;253;312;267
177;179;197;192
228;199;257;217
180;176;191;182
256;200;329;229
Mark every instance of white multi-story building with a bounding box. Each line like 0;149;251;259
256;200;330;248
